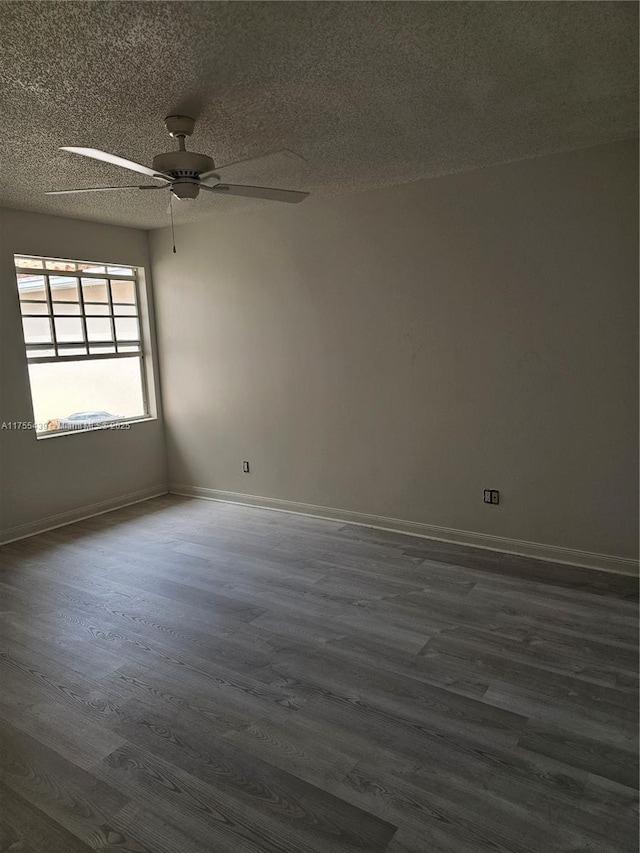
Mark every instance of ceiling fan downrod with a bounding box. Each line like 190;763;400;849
151;115;215;200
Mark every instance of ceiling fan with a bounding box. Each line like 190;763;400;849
46;115;309;204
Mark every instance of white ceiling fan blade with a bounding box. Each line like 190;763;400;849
60;147;171;181
202;183;309;204
45;184;165;195
199;149;307;185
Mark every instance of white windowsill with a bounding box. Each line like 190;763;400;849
35;415;157;440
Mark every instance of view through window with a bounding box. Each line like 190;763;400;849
14;255;150;436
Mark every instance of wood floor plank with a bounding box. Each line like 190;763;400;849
0;721;152;851
262;642;528;749
0;637;131;721
339;753;637;853
422;623;639;688
108;700;397;852
396;539;638;599
0;698;125;771
484;679;638;747
102;802;222;853
105;655;304;738
337;757;568;853
0;782;95;853
518;725;639;789
0;494;637;852
221;709;364;789
101;739;397;853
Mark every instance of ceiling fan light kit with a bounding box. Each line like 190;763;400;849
47;115;309;205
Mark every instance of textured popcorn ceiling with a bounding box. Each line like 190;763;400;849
0;1;637;229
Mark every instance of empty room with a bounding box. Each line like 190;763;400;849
0;2;638;851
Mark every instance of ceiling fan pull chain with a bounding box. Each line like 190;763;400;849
169;192;177;254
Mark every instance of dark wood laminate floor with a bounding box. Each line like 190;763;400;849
0;495;637;853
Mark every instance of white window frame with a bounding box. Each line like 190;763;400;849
14;254;155;437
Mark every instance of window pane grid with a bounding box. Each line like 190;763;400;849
16;264;141;361
15;254;150;435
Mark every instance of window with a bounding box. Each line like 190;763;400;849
14;255;152;436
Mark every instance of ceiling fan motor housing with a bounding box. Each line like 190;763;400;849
152;150;215;198
152;150;214;179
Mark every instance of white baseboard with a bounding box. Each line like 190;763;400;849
169;484;639;577
0;485;168;546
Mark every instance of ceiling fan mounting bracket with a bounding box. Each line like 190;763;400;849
165;115;195;138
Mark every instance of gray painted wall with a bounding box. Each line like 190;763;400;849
0;208;167;539
150;140;638;561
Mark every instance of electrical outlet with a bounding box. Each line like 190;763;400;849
242;461;250;473
484;489;499;505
